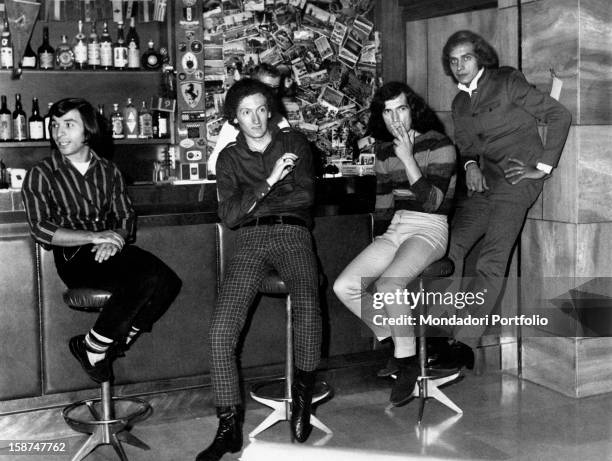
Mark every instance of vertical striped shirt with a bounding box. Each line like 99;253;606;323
21;149;135;249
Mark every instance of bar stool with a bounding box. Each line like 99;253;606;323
411;257;462;423
61;288;152;461
248;270;333;439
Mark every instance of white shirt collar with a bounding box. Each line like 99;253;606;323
457;67;485;97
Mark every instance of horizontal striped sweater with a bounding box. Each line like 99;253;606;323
374;130;456;220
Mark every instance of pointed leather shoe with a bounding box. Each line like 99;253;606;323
69;335;112;383
428;341;474;371
390;357;420;407
291;369;315;443
377;356;400;378
195;406;243;461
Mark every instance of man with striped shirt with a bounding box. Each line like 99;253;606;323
22;98;182;383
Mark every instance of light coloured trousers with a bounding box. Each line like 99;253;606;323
333;210;448;358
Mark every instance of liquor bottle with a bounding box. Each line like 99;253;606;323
113;21;128;70
44;102;53;140
123;98;138;138
156;110;170;139
37;26;55;70
28;97;44;140
138;100;153;138
110;103;124;139
21;39;37;68
99;21;113;70
126;17;140;70
73;20;88;70
12;93;27;141
0;95;12;141
55;35;74;69
0;16;13;69
141;40;162;70
87;21;100;70
0;158;7;188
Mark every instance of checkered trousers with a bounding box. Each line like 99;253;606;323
210;224;322;407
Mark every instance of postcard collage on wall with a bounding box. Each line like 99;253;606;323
203;0;380;176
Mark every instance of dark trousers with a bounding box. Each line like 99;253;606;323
447;182;542;348
210;224;321;407
54;244;182;342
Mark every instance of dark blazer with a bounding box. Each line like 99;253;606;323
451;66;571;191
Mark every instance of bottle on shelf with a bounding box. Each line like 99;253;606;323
138;100;153;138
126;17;140;70
0;95;12;141
141;39;162;70
38;26;55;70
44;102;53;140
22;38;37;69
123;98;138;138
73;19;88;70
87;21;100;70
99;21;113;70
0;158;7;189
155;109;170;139
55;35;75;70
0;16;13;69
12;93;27;141
110;103;125;139
113;21;128;70
28;97;44;140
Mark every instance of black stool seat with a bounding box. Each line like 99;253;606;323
61;287;151;461
259;270;288;295
420;257;454;278
249;269;332;440
63;288;112;312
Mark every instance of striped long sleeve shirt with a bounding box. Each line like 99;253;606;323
374;130;456;220
21;150;135;250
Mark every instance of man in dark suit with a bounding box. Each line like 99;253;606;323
438;30;571;365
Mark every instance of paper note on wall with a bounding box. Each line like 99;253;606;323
550;76;563;101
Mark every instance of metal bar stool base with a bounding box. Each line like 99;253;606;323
412;370;463;424
248;378;333;439
63;393;151;461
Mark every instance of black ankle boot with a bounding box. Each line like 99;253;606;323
195;406;243;461
291;368;315;443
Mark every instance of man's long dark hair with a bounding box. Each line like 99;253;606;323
442;30;499;79
367;81;445;142
48;98;103;152
223;78;275;127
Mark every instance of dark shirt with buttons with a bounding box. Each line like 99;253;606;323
21;149;135;250
216;124;314;229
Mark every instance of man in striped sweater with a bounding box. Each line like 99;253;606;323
22;98;182;383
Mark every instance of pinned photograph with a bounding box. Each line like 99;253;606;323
330;21;347;46
318;85;345;110
259;46;284;66
315;36;334;60
273;27;294;51
304;3;336;26
291;57;308;85
338;47;359;68
353;15;374;37
358;153;375;165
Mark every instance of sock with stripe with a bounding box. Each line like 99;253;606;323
84;330;113;365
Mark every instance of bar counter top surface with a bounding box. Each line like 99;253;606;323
0;175;376;226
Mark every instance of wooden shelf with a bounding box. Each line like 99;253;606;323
0;69;163;75
0;138;171;148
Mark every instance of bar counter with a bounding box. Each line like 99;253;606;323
0;176;376;415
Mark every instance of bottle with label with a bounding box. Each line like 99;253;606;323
113;21;128;70
22;39;37;68
38;26;55;70
55;35;74;69
12;93;27;141
123;98;138;138
28;98;44;140
156;110;170;139
0;95;12;141
126;17;140;70
0;16;13;69
110;103;125;139
87;21;100;70
44;102;53;140
138;100;153;138
99;21;113;70
141;40;162;70
73;20;88;70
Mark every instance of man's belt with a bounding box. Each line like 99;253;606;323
240;215;306;228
